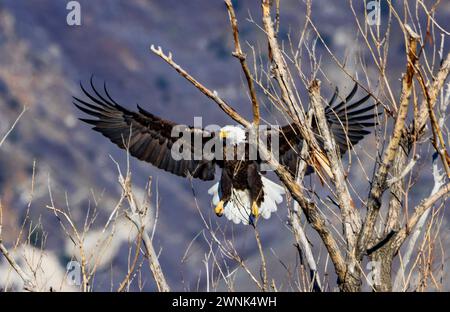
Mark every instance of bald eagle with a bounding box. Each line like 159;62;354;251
74;79;377;224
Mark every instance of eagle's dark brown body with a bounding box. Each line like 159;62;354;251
220;160;264;207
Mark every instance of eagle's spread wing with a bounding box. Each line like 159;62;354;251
74;78;216;180
278;83;378;175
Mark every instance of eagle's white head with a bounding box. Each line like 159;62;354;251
219;125;246;145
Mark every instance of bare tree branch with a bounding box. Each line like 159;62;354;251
112;153;170;292
393;153;446;290
0;106;27;148
309;79;361;279
0;242;37;291
225;0;260;126
357;25;420;259
150;44;250;127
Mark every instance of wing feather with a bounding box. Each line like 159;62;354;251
276;83;379;175
74;78;216;181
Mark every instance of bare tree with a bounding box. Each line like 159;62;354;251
150;0;449;291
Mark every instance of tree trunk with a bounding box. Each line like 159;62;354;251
339;265;362;292
371;247;395;292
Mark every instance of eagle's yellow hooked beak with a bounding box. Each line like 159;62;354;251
219;129;228;139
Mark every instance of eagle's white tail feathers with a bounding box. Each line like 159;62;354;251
207;177;285;225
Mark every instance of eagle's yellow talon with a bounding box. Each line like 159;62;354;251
215;200;224;217
251;201;259;218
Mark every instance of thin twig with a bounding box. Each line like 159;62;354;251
150;44;249;127
0;106;27;148
225;0;260;125
0;242;37;291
